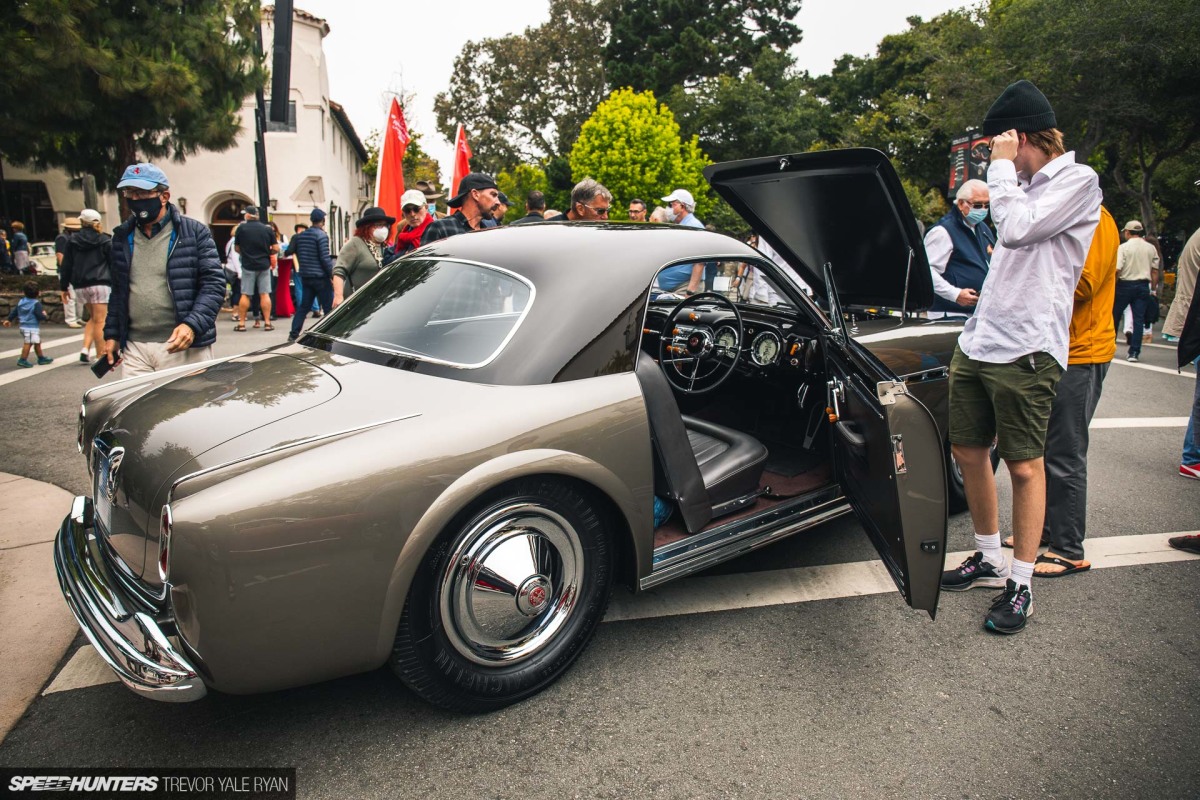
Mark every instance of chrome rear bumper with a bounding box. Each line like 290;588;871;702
53;496;206;702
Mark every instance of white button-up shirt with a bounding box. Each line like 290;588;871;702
958;152;1101;368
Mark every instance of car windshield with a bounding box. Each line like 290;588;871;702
653;258;795;310
312;258;534;368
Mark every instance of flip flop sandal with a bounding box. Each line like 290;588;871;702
1002;535;1050;549
264;324;275;331
234;324;246;332
1034;553;1091;578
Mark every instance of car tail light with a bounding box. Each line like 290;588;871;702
158;504;173;582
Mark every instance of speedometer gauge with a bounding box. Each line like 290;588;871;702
715;326;739;351
751;331;781;366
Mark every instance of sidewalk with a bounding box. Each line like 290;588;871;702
0;473;79;744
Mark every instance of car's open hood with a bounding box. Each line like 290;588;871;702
704;148;933;311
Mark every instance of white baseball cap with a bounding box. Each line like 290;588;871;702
400;189;427;210
661;189;695;207
79;209;102;225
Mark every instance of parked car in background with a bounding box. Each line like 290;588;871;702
30;241;58;276
57;148;964;713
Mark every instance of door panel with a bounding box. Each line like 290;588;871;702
825;338;946;616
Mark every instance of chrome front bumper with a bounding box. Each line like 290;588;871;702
53;496;207;702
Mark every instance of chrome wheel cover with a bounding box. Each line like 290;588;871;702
439;502;585;666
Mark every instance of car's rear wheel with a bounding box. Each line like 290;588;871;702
946;440;1000;515
390;478;613;712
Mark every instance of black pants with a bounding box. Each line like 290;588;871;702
1113;279;1150;357
290;276;333;339
1042;361;1109;559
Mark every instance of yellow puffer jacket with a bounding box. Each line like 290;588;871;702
1069;206;1119;365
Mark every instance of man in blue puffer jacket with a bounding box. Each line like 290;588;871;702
102;163;225;377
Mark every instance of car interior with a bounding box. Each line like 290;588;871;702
640;259;837;549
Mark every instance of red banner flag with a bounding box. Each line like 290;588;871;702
374;97;410;224
450;124;472;201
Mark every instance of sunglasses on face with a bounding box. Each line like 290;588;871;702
402;206;422;214
583;204;610;216
966;201;989;209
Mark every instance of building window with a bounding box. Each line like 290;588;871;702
266;100;297;133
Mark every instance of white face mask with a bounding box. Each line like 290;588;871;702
371;226;389;243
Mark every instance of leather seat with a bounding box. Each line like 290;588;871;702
635;352;768;532
682;416;769;510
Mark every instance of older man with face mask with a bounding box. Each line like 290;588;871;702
924;179;996;318
103;162;224;376
392;189;435;256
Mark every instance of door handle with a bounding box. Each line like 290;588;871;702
835;420;866;448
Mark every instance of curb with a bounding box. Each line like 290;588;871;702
0;473;79;745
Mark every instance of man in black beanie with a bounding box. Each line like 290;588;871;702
940;79;1102;634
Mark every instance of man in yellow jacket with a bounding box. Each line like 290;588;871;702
1030;206;1120;575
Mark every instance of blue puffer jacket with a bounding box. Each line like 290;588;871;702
104;204;225;349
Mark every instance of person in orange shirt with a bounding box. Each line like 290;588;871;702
1007;206;1119;575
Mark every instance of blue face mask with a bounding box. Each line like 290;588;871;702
965;207;989;226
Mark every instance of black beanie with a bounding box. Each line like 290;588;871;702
982;80;1057;135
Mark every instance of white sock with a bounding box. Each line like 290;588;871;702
1011;558;1034;589
975;532;1005;570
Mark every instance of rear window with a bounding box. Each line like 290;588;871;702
311;258;533;368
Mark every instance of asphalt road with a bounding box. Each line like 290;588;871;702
1;318;1197;799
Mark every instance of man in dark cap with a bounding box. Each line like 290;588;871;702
285;208;334;342
940;79;1102;635
420;173;501;245
234;205;279;330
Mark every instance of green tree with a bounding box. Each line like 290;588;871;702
0;0;265;191
666;49;829;163
433;0;609;174
364;129;445;213
604;0;803;98
568;88;711;220
496;164;549;224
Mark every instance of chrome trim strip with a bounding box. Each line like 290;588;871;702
166;413;420;498
307;257;536;370
82;354;235;402
54;496;206;701
642;490;851;590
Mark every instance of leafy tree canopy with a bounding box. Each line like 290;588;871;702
433;0;608;174
604;0;803;98
568;88;710;220
0;0;266;191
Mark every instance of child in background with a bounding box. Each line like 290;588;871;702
4;281;55;367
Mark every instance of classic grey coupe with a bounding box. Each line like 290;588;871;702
57;149;966;711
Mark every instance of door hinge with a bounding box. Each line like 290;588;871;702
876;380;906;406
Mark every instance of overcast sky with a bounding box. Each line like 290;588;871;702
277;0;972;180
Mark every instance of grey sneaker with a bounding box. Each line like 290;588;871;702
941;552;1010;592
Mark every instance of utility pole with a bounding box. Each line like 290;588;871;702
253;18;271;215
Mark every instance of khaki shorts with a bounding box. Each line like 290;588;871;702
949;344;1063;461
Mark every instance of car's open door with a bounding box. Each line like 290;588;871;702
821;263;946;617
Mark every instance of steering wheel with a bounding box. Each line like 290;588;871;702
658;292;743;394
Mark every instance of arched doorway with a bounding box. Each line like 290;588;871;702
206;194;253;261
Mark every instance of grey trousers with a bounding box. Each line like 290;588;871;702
1042;361;1109;559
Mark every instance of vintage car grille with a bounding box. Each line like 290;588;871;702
91;436;167;609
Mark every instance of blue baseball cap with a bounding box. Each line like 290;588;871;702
117;163;169;191
310;208;326;222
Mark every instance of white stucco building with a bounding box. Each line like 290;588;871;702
1;5;369;255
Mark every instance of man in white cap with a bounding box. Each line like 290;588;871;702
657;188;707;294
1113;219;1159;362
56;216;83;327
391;189;435;256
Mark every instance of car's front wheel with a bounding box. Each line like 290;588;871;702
390;478;614;712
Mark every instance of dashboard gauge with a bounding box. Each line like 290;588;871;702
751;331;781;366
715;326;739;351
